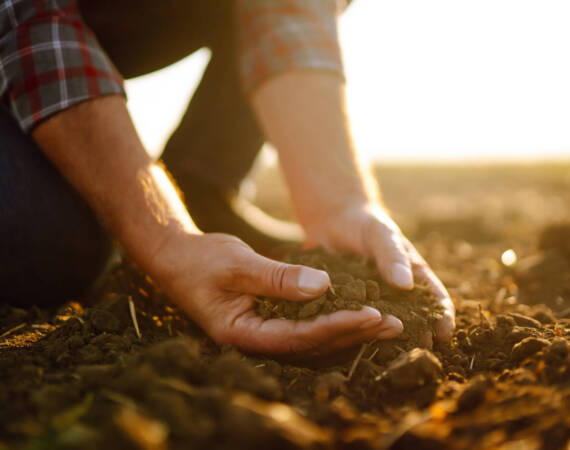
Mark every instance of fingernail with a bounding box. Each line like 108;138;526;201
359;316;383;330
298;268;329;295
377;315;404;337
377;326;403;339
391;263;413;289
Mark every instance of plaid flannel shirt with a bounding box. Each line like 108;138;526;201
1;0;344;133
237;0;345;92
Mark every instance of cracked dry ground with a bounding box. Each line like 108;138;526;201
1;164;570;450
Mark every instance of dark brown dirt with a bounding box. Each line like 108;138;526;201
1;165;570;450
256;249;444;348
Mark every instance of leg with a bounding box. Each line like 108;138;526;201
0;107;113;307
81;0;299;253
82;0;263;186
160;11;297;254
78;0;220;79
161;48;301;254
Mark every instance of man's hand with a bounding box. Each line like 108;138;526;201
251;71;455;345
304;203;455;346
154;232;403;355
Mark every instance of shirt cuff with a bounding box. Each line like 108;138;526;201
237;0;345;93
0;2;125;133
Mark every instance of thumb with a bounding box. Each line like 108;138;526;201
232;250;330;301
366;221;414;290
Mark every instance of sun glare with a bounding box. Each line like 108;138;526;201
126;1;570;164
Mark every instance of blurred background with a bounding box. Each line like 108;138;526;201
123;0;570;255
125;0;570;164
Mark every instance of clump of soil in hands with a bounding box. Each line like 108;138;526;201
255;249;445;347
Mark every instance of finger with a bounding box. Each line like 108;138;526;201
433;298;456;341
230;249;331;301
310;314;404;355
366;220;414;290
411;257;456;342
224;306;403;355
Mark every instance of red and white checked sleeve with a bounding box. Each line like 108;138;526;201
237;0;346;93
0;0;125;133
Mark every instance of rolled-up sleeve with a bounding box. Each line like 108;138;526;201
0;0;124;132
237;0;345;93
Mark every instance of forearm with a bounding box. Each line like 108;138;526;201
32;95;199;278
251;71;380;229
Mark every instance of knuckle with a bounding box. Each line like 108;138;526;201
268;263;288;293
206;233;252;254
221;250;254;284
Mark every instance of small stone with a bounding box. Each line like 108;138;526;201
455;375;493;412
508;313;542;329
546;338;568;359
511;337;550;362
365;280;381;302
495;314;516;328
381;348;442;390
532;310;555;324
506;326;533;344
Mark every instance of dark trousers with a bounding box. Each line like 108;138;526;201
0;1;264;306
0;107;113;306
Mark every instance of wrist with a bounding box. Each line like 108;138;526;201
289;163;381;230
142;228;202;285
300;192;378;233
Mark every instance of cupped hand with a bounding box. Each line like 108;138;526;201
303;203;455;346
154;233;403;355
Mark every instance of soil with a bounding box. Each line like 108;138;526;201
256;249;444;348
1;164;570;450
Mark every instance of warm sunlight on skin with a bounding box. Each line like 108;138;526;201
126;0;570;163
137;164;198;231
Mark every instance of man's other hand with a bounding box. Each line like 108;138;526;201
304;203;456;347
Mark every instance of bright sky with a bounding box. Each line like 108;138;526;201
126;0;570;163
